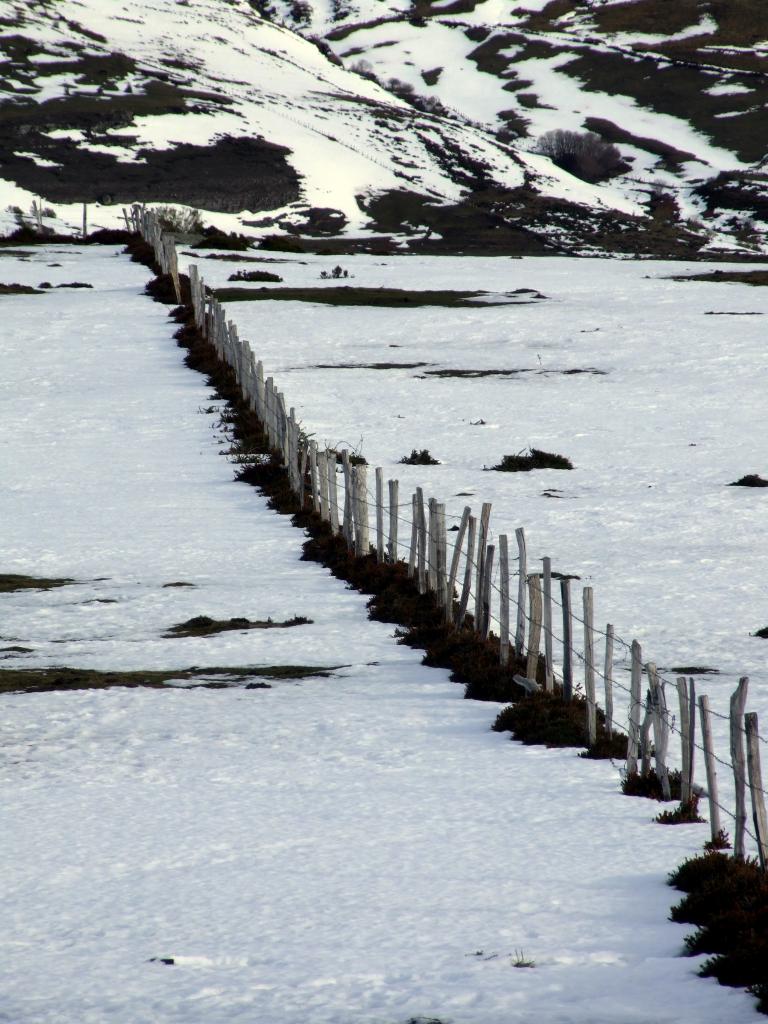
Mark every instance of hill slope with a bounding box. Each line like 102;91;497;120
0;0;765;254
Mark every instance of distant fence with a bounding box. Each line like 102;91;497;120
129;202;768;870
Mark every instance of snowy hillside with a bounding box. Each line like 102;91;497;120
1;0;764;253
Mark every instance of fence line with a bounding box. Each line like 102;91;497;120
131;204;767;866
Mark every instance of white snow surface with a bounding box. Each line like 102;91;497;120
0;245;765;1023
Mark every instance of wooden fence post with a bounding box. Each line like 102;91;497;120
328;452;339;533
583;586;596;747
515;527;527;655
699;695;722;843
676;677;691;803
318;447;329;522
481;543;494;640
603;623;614;737
447;507;470;624
456;515;476;628
640;692;653;777
526;574;542;683
499;534;510;665
416;487;427;594
474;503;492;626
626;640;643;776
560;577;573;701
436;503;447;608
427;498;438;593
408;493;418;579
648;664;671;800
308;442;320;515
542;557;554;691
688;677;696;795
730;676;750;859
744;713;768;870
375;468;385;562
355;464;369;557
388;479;399;563
341;451;353;548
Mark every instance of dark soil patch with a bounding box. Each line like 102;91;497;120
730;474;768;487
312;361;430;371
0;664;335;695
705;312;763;316
162;581;196;588
192;234;252;252
0;573;74;592
212;286;531;307
423;367;605;378
669;665;720;675
227;270;283;283
184;252;306;265
0;646;33;654
0;283;42;295
164;614;312;638
490;449;573;472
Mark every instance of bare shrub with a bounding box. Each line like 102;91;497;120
534;129;628;182
154;205;204;234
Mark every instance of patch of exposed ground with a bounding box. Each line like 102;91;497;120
213;285;537;307
0;573;74;592
668;270;768;286
163;614;312;638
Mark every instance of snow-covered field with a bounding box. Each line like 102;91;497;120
0;244;765;1022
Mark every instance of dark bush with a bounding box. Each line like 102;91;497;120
491;448;573;472
622;768;682;801
655;796;705;825
193;233;251;251
228;270;283;283
534;129;629;183
730;474;768;487
399;449;440;465
494;690;596;748
258;235;306;253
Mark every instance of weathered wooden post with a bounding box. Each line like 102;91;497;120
498;534;510;665
699;694;722;843
341;451;353;548
416;487;427;594
603;623;614;738
436;503;447;608
456;515;476;628
481;544;494;640
427;498;438;593
408;493;418;579
447;507;470;624
745;712;768;870
676;677;691;803
474;504;491;626
542;557;554;691
515;528;527;655
626;640;643;776
375;467;385;563
560;577;573;701
388;479;399;563
354;464;369;557
526;574;542;683
730;676;750;859
328;452;340;532
583;586;597;747
648;664;671;800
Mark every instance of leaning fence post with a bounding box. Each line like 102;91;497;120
603;623;614;737
526;574;542;683
583;586;596;747
730;676;750;859
626;640;643;775
388;479;399;563
698;695;722;844
542;557;554;691
515;527;527;655
499;534;510;665
481;544;494;640
447;507;470;624
560;577;573;701
745;712;768;870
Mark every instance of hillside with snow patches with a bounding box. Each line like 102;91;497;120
0;0;765;253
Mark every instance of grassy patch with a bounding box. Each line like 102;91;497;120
163;614;312;638
227;270;283;283
212;286;532;307
669;270;768;286
0;573;74;593
622;768;682;801
0;664;336;695
192;234;252;252
655;796;705;825
0;283;42;295
490;449;573;472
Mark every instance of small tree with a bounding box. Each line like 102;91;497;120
534;129;628;183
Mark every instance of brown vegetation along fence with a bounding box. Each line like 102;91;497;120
129;204;768;873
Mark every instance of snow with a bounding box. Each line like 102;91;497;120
0;244;765;1021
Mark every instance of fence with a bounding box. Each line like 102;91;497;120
129;202;768;870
